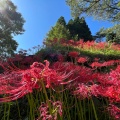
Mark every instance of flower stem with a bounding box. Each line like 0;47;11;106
40;80;52;114
91;98;98;120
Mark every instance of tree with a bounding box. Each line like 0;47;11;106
66;0;120;43
0;38;18;60
93;28;106;42
96;24;120;43
45;16;70;43
0;0;25;59
57;16;66;27
66;0;120;22
67;17;93;41
45;16;93;43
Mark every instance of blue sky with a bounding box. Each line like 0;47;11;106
11;0;114;51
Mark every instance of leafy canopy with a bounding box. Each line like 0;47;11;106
0;0;25;59
66;0;120;43
66;0;120;22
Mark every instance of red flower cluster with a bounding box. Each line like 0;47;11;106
90;60;120;68
68;51;79;58
37;100;62;120
77;57;88;63
0;60;78;102
1;51;120;119
70;63;120;105
1;60;120;103
107;104;120;120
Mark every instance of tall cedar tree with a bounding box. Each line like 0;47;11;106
0;0;25;60
67;17;93;41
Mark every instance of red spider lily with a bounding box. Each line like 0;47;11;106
0;60;77;102
83;41;95;49
52;61;95;85
92;67;120;102
90;62;102;68
77;57;88;63
95;42;107;50
111;43;120;51
105;86;120;102
73;83;101;99
58;39;120;54
51;62;78;87
96;65;120;87
0;70;39;102
89;84;100;97
108;68;120;86
37;103;52;120
73;83;120;102
37;100;62;120
107;104;120;120
37;60;75;87
94;85;120;102
68;51;79;58
102;60;115;67
26;60;74;88
73;83;89;99
71;63;120;102
67;40;75;46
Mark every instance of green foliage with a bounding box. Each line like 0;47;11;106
66;0;120;22
46;16;93;43
106;32;118;43
45;17;71;42
46;23;70;41
0;0;25;59
96;25;120;43
38;41;120;62
94;31;106;42
66;0;120;43
67;17;93;41
57;16;66;26
0;38;18;60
